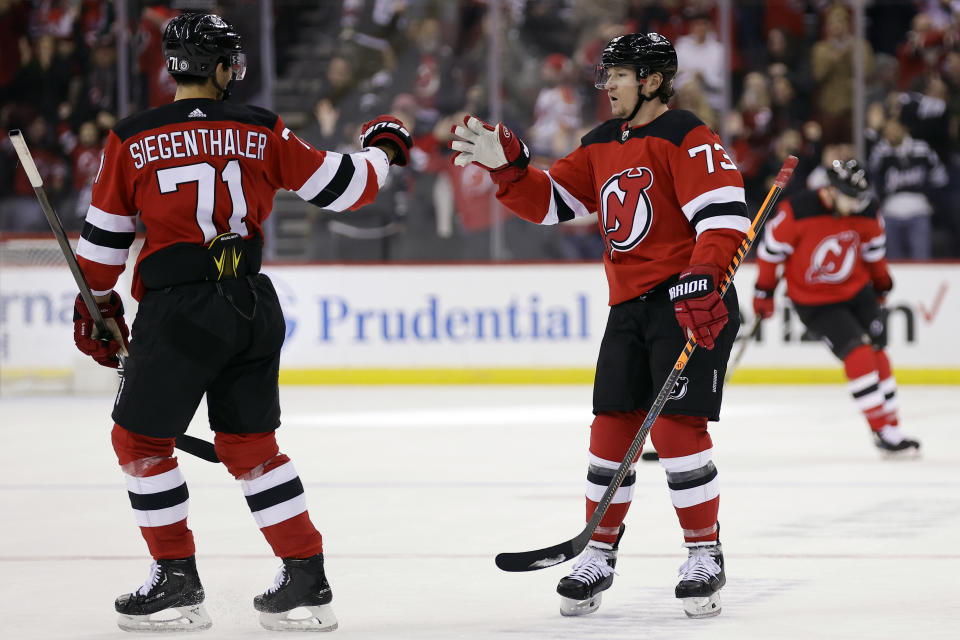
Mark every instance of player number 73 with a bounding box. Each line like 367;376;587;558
688;142;737;173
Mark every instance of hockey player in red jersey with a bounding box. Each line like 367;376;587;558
70;12;412;633
754;158;920;456
451;33;746;619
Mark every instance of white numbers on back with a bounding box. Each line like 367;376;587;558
156;160;249;243
688;143;737;173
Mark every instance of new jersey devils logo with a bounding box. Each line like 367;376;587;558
806;230;860;284
668;376;689;401
599;167;654;258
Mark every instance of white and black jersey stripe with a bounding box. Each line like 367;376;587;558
295;148;389;212
680;186;751;238
861;234;886;263
125;467;190;527
76;205;137;295
241;461;308;528
539;172;592;225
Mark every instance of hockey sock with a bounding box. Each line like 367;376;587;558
112;424;195;559
587;410;646;544
651;415;719;544
843;345;887;432
875;349;899;427
215;431;324;559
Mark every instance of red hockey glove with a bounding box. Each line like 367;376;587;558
73;292;130;368
360;115;413;166
752;288;775;320
669;265;728;350
872;272;893;305
449;115;530;184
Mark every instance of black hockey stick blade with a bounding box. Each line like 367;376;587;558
175;434;220;463
495;529;592;572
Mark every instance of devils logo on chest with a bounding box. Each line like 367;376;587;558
805;230;860;284
599;167;654;259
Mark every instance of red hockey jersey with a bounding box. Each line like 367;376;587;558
756;188;889;306
496;110;749;304
77;98;390;300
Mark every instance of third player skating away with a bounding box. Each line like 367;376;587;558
451;33;748;619
70;12;411;633
754;159;921;456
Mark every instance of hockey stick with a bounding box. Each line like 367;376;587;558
723;315;763;385
8;129;220;464
495;155;798;572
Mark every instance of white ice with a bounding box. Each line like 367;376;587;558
1;384;958;639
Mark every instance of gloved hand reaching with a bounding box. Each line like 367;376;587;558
752;288;775;320
73;292;130;368
449;116;530;183
359;115;413;166
669;265;728;350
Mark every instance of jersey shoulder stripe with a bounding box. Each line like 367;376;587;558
579;110;705;149
113;100;280;141
580;119;625;147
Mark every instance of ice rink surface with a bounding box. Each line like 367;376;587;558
1;384;957;639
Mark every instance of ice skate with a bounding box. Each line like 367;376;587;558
254;553;338;632
115;556;211;632
873;426;920;458
675;541;725;619
556;525;624;616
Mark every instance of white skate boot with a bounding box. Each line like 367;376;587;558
873;425;920;458
675;541;725;618
556;525;624;616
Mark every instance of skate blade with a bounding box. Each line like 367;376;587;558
259;604;338;632
878;447;921;460
682;593;721;618
560;593;602;617
117;604;212;632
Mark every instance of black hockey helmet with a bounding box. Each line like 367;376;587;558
162;13;246;83
595;33;677;98
827;158;869;197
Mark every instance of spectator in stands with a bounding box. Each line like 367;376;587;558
811;2;874;144
12;33;73;123
0;115;68;231
896;12;946;90
673;11;726;113
868;116;949;259
527;53;582;159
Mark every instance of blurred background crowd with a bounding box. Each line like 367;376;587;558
1;0;959;262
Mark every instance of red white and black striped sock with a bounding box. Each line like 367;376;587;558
112;424;195;559
215;432;323;559
586;410;645;544
651;415;719;544
874;349;899;427
844;345;888;432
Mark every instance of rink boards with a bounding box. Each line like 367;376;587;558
1;262;958;385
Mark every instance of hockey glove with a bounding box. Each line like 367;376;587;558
360;115;413;166
872;272;893;305
752;288;775;320
73;292;130;368
449;116;530;184
669;265;728;350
